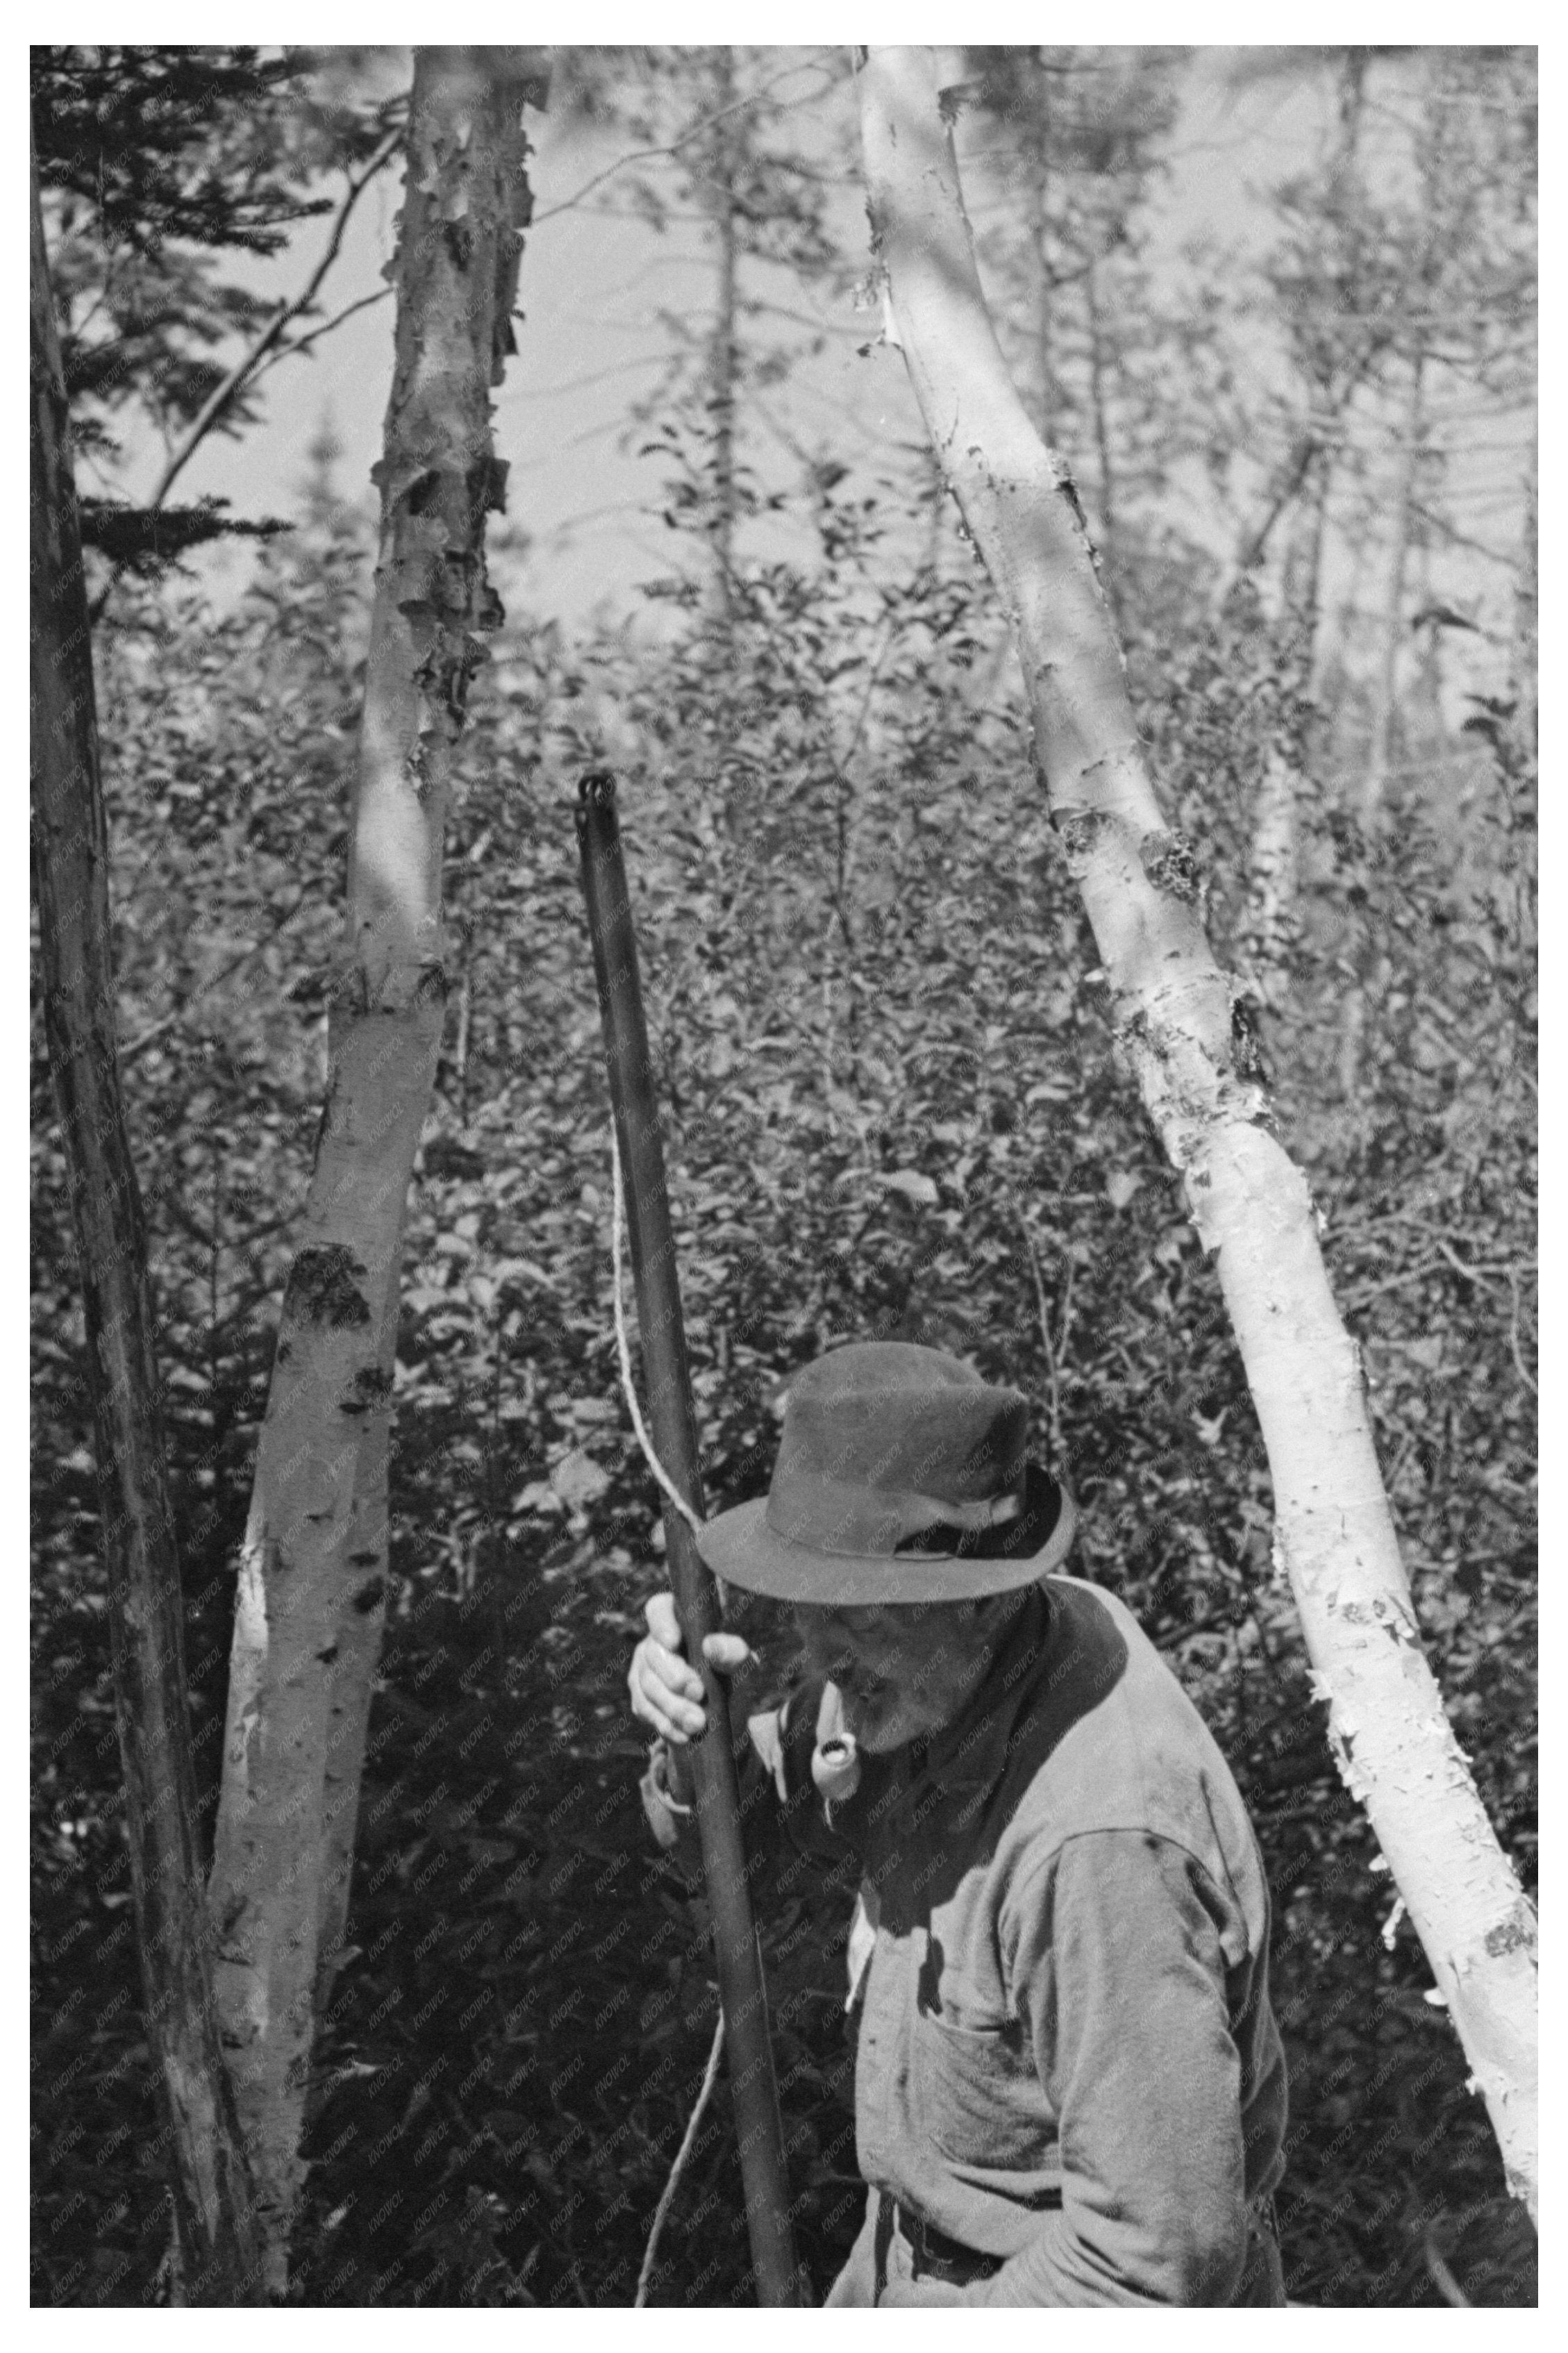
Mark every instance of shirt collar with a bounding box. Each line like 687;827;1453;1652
893;1582;1056;1810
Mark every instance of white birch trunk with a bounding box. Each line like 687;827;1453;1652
206;47;547;2293
856;44;1536;2222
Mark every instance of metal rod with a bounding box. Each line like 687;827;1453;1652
575;770;802;2307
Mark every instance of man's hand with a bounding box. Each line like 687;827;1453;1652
628;1590;753;1745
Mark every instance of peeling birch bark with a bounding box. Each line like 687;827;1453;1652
206;47;548;2293
856;44;1536;2221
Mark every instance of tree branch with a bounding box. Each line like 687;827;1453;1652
1505;1267;1537;1397
1154;1601;1244;1652
530;56;841;228
251;285;392;379
1233;430;1319;577
119;893;312;1067
149;125;403;511
1423;2231;1471;2308
1017;1209;1065;1461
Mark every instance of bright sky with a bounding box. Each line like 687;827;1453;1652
99;50;1327;622
98;42;1531;690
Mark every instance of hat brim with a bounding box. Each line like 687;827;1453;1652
696;1463;1077;1605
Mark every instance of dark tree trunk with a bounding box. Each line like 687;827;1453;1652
30;140;265;2306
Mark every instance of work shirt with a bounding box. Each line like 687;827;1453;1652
642;1572;1288;2306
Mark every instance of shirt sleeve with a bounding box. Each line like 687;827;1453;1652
977;1830;1253;2307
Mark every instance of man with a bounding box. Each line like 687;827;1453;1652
629;1340;1287;2306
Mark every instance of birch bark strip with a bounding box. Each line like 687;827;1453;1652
856;43;1536;2221
206;47;547;2292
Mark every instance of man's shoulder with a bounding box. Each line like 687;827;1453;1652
996;1574;1263;1911
1039;1571;1221;1736
1017;1570;1196;1752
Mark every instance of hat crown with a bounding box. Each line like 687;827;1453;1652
773;1342;1027;1527
696;1340;1076;1602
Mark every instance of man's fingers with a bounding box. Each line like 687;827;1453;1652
629;1602;751;1752
629;1670;705;1745
645;1639;703;1702
630;1637;707;1742
644;1590;683;1649
635;1687;705;1745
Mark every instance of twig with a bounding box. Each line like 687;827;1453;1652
825;620;897;968
532;58;838;228
1428;1235;1512;1295
829;615;897;779
1478;1592;1537;1653
1056;1249;1076;1398
251;285;392;378
1339;1257;1448;1309
1505;1267;1537;1397
635;2013;726;2308
119;892;311;1067
1017;1211;1062;1461
1422;2230;1471;2308
610;1126;704;1538
1233;429;1319;579
1154;1602;1241;1652
608;1146;735;2307
150;126;403;511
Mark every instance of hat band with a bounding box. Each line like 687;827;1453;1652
765;1474;1027;1559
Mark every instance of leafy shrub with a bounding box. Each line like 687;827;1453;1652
32;483;1534;2304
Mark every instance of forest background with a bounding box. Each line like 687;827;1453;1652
31;41;1537;2308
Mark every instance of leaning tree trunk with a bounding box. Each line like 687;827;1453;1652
206;47;547;2295
857;44;1537;2221
30;143;265;2304
703;42;740;658
1361;349;1426;820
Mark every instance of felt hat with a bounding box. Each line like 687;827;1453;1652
696;1340;1076;1604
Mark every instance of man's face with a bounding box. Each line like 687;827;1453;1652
791;1595;1014;1754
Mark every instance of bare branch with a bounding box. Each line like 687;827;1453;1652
635;2015;726;2307
1233;430;1319;576
1154;1602;1243;1652
1017;1210;1067;1462
119;894;312;1067
530;56;842;228
149;126;403;512
1423;2231;1471;2308
251;285;392;379
1506;1267;1537;1397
